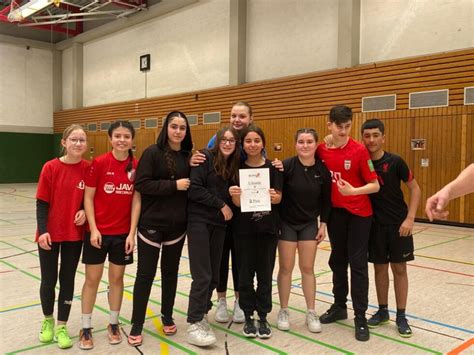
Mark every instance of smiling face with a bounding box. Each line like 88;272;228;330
167;116;187;147
62;129;87;158
243;131;264;157
218;130;237;158
295;132;317;159
109;126;133;153
362;127;385;155
230;104;253;131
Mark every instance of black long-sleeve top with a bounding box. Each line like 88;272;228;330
187;150;232;226
280;156;331;225
134;144;190;231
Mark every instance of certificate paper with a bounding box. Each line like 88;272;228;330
239;168;271;212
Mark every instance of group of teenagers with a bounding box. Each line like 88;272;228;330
35;101;421;350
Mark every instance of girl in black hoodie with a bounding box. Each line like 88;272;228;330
186;126;240;347
128;111;193;346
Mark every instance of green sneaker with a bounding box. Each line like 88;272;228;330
54;325;73;349
39;318;54;343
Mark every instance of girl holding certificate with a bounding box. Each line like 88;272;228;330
229;125;284;339
276;128;331;333
186;127;241;347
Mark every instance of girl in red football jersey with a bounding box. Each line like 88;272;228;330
36;124;89;349
79;121;140;350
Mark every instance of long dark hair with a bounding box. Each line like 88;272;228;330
108;120;135;172
210;126;240;182
156;111;193;177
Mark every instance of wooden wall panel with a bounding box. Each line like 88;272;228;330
55;49;474;224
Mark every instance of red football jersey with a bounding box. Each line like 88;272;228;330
36;158;90;242
85;152;138;235
316;138;377;217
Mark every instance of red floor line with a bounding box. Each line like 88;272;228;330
408;263;474;278
447;337;474;355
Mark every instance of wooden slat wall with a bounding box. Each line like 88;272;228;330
54;49;474;224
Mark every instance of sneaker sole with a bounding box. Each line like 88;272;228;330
242;331;257;338
232;316;245;323
367;319;390;329
307;325;322;333
257;333;272;339
215;315;230;323
58;343;73;349
398;332;413;338
187;337;216;346
319;315;347;324
39;337;54;343
277;324;290;331
78;344;94;350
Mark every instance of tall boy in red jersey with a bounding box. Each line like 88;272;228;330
316;105;380;341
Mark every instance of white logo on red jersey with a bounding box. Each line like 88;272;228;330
77;180;85;190
344;160;351;170
116;183;134;194
106;171;115;176
104;182;115;194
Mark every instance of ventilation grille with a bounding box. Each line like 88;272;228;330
203;112;221;124
465;87;474;105
187;114;198;126
100;122;111;131
130;120;141;129
145;118;158;128
362;94;396;112
87;123;97;132
409;89;448;109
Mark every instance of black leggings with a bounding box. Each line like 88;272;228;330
131;232;185;328
38;241;83;322
217;226;239;293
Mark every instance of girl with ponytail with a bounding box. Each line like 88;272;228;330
79;120;139;350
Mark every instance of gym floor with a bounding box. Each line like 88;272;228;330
1;183;473;354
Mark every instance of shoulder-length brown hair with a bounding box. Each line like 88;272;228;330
210;126;241;182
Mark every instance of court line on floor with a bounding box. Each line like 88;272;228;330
179;274;444;353
446;337;474;355
1;245;288;355
408;263;473;278
1;263;197;355
415;235;473;252
414;254;474;266
4;239;473;343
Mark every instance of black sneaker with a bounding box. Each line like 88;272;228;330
367;310;390;328
243;317;257;338
354;318;370;341
319;304;348;324
396;317;413;338
257;319;272;339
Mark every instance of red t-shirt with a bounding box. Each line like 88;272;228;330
85;152;138;235
36;158;90;242
316;138;377;217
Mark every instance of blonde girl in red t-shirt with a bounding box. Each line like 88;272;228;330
79;121;140;350
36;124;89;349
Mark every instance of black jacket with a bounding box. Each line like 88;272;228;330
187;150;232;226
134;144;190;231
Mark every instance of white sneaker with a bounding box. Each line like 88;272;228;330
187;320;216;347
277;308;290;331
306;310;322;333
232;299;245;323
215;298;230;323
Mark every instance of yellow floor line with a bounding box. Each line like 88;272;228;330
122;291;169;355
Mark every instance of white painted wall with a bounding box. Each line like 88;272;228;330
82;0;229;107
0;42;53;131
360;0;474;63
246;0;338;82
61;47;73;110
